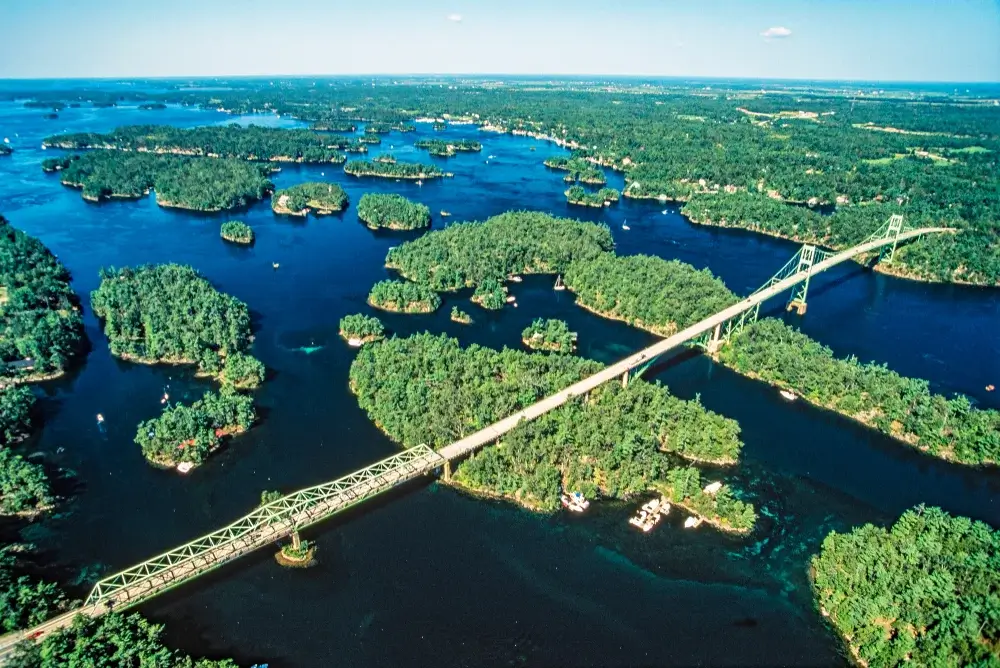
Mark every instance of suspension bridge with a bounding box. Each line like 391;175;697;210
0;216;951;659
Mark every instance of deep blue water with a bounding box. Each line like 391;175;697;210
1;98;998;667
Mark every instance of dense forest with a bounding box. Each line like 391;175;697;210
113;80;999;285
812;507;1000;667
565;185;620;207
0;386;52;515
413;138;482;157
367;280;441;313
350;334;751;526
356;193;431;230
0;216;85;381
135;389;256;467
0;546;67;632
564;254;737;336
522;318;576;353
344;160;444;179
339;313;385;344
90;264;260;384
719;319;1000;466
8;612;238;666
544;156;606;184
385;211;613;290
271;182;348;215
220;220;254;244
51;151;273;211
44;124;350;164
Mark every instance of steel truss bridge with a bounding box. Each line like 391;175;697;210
0;217;951;659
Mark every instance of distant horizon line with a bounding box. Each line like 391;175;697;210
0;73;998;86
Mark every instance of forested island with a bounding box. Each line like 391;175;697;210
719;319;1000;465
544;156;606;185
356;193;430;230
414;138;482;157
135;389;255;468
44;124;350;164
344;160;444;180
364;122;415;134
565;185;620;207
310;121;356;133
90;264;262;387
0;215;85;384
49;151;273;211
450;306;472;324
339;313;385;345
522;318;576;353
138;102;167;110
367;280;441;313
350;333;753;529
813;507;1000;667
564;254;737;336
271;182;348;216
472;278;507;310
385;211;613;290
220;220;254;244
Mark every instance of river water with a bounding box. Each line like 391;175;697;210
0;94;998;667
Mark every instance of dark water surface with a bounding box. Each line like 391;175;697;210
1;98;998;667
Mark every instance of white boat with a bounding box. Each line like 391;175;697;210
554;275;566;291
642;498;662;514
96;413;104;423
684;516;704;529
509;275;522;282
506;295;516;303
272;262;280;269
703;481;723;495
661;209;667;214
621;221;630;231
176;462;194;474
348;337;363;348
570;492;590;510
321;171;325;176
779;389;797;401
416;180;423;186
2;138;7;144
561;494;585;513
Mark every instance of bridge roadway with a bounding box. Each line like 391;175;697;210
0;226;948;661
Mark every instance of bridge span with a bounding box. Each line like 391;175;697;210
0;219;951;659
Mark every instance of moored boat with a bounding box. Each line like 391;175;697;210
779;389;797;401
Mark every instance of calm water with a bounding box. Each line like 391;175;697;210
1;98;998;668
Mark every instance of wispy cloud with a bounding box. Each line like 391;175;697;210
447;13;463;23
760;26;792;39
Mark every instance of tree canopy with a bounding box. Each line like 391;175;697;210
0;216;84;380
272;182;348;216
356;193;431;230
367;280;441;314
813;506;1000;667
219;221;254;244
385;211;613;291
344;160;444;180
90;264;258;382
522;318;576;353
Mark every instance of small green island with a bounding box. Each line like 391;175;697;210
48;151;274;211
544;156;606;185
565;185;621;207
813;506;1000;667
450;306;472;324
522;318;577;353
271;182;348;216
339;313;386;346
137;102;167;110
367;280;441;313
356;193;431;230
414;138;482;157
472;278;508;309
310;121;356;133
358;134;382;145
350;333;753;529
135;389;255;469
220;220;254;244
90;264;263;388
344;160;445;180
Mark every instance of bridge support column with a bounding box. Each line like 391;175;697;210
622;369;629;388
706;323;723;356
786;300;808;315
443;460;452;482
291;529;302;551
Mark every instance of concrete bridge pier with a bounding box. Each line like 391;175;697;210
621;369;629;388
443;460;452;482
786;299;807;315
705;323;723;355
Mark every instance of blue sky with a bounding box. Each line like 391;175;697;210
2;0;998;81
